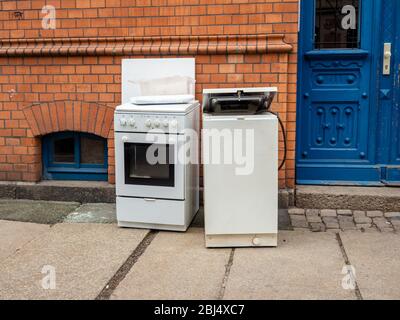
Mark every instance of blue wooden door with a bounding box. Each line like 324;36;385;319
297;0;400;185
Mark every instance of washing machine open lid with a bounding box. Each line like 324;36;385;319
202;87;277;115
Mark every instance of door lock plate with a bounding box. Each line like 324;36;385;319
383;43;392;75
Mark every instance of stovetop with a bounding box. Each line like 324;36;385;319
115;101;199;115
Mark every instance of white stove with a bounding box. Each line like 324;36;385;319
114;100;200;232
115;58;199;232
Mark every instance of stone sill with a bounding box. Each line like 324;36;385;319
0;180;116;204
0;181;294;208
296;185;400;212
2;182;398;211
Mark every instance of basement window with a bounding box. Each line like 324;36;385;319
42;132;108;181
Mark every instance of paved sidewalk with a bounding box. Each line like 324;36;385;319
0;200;399;300
224;231;356;300
111;228;231;300
0;223;147;300
0;220;49;263
289;207;400;233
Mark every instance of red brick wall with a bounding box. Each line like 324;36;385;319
0;0;298;189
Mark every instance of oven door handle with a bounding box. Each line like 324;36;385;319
144;198;157;202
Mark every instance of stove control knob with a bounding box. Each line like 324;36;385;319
163;119;169;128
154;119;160;128
120;117;127;126
129;118;135;127
170;119;178;129
145;119;152;128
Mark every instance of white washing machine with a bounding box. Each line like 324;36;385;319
202;88;278;247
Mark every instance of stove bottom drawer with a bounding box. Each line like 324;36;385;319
116;196;185;226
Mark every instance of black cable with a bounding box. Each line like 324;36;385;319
268;111;287;171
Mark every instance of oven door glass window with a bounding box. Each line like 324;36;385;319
124;143;174;187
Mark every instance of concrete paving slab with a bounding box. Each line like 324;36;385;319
340;231;400;300
0;220;50;263
111;228;231;300
0;200;79;224
223;231;356;300
63;203;116;224
0;224;148;300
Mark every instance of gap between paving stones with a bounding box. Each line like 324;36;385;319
335;233;363;300
218;249;235;300
96;230;158;300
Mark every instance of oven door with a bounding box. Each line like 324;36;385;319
115;132;184;200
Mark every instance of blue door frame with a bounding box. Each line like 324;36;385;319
296;0;400;186
378;0;400;183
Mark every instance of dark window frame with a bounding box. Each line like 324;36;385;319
314;0;362;50
42;132;108;181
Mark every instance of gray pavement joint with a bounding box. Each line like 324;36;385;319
96;230;158;300
217;249;235;300
335;233;363;301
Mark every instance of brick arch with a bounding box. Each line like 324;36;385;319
23;101;114;138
